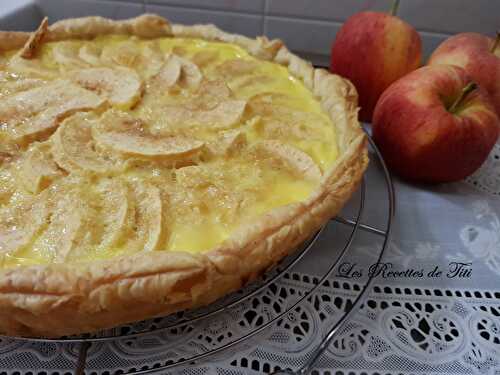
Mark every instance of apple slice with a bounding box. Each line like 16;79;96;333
52;112;116;174
251;140;322;180
93;109;205;160
0;80;104;144
19;142;63;193
68;67;142;108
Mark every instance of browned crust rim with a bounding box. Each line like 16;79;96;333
0;14;368;337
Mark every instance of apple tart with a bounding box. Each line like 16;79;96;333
0;15;367;337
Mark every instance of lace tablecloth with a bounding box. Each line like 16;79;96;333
0;140;499;375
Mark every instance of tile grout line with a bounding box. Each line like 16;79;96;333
88;0;454;38
262;0;269;36
264;14;453;38
144;1;264;17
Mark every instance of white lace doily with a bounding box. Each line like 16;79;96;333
466;141;500;196
0;271;499;375
1;141;499;375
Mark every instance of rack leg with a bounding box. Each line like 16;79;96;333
75;341;90;375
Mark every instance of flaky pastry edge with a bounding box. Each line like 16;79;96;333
0;14;368;337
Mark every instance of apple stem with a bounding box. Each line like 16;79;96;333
449;82;478;113
491;30;500;53
390;0;400;16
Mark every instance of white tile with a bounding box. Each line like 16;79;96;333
264;16;452;67
299;52;330;68
420;30;450;61
265;16;340;56
146;0;265;13
266;0;392;22
96;0;143;2
146;4;264;37
0;0;42;31
399;0;499;35
0;0;35;16
35;0;144;22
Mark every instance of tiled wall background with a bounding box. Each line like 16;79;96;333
1;0;498;66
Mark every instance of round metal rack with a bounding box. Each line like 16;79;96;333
1;132;395;375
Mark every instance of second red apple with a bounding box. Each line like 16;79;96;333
372;65;499;183
428;32;500;117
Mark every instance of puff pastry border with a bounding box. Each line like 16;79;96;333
0;14;368;337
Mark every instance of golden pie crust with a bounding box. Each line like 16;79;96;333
0;14;367;337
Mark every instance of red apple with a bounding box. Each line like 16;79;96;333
330;1;422;122
428;32;500;117
372;65;500;183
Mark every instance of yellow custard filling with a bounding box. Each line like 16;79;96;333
0;35;338;268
